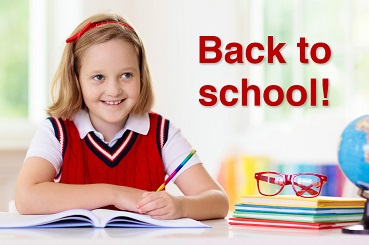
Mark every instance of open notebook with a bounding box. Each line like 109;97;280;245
0;209;209;228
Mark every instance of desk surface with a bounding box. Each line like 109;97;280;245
1;218;368;245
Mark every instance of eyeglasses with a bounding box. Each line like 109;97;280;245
254;171;328;198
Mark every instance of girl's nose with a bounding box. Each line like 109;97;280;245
105;79;122;96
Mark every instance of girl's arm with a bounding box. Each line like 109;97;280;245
136;164;229;220
15;156;145;214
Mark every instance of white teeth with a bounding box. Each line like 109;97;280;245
104;100;122;105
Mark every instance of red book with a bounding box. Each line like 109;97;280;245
229;217;359;230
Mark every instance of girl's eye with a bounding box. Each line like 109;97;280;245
92;75;104;81
121;73;133;79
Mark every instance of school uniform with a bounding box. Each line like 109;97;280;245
26;110;200;190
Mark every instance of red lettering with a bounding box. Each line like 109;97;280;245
264;85;284;106
322;78;329;106
311;78;317;106
199;36;286;64
225;42;243;63
199;85;217;106
297;37;309;63
199;36;222;63
286;85;307;106
220;85;238;106
241;78;261;106
297;37;331;64
311;42;331;64
246;42;264;64
198;78;328;107
267;36;286;63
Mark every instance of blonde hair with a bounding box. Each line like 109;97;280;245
47;13;154;119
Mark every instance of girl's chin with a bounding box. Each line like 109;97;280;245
91;112;128;123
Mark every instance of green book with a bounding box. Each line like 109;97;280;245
241;195;366;208
233;210;363;223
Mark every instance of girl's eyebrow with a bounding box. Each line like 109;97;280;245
83;67;140;76
120;66;139;72
85;70;104;75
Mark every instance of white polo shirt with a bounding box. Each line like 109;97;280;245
26;110;201;182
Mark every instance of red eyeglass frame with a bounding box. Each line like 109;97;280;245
254;171;328;198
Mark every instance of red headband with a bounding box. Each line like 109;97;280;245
66;21;135;43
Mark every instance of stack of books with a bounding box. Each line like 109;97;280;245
217;154;346;208
229;195;366;229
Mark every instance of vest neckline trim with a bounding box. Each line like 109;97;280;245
84;130;138;168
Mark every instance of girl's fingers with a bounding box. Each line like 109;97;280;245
138;193;166;213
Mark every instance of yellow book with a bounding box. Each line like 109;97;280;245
241;195;366;208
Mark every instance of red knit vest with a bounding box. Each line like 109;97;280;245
48;112;169;191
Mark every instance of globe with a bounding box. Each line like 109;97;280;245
338;115;369;191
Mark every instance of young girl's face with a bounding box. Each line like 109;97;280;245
78;39;140;132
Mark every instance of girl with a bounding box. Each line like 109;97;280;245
15;13;229;220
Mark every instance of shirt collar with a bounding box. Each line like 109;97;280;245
73;110;150;140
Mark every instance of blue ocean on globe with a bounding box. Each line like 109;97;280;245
338;115;369;190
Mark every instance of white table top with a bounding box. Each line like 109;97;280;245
1;218;369;245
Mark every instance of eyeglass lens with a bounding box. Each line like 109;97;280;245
258;173;284;196
292;175;322;197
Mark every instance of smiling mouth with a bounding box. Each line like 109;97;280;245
102;99;124;105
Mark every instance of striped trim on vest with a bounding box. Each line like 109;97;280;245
84;130;138;168
47;117;68;182
156;114;170;157
47;117;68;157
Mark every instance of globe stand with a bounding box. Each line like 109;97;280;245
342;188;369;234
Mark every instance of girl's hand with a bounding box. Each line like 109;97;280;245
136;191;184;219
112;186;146;213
